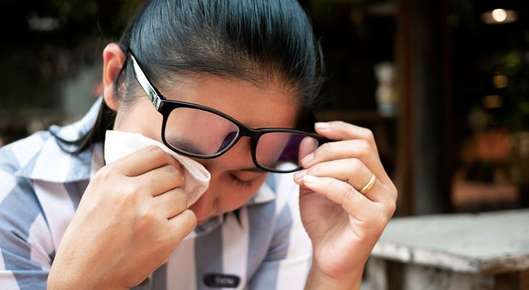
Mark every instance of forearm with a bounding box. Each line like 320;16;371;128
304;261;363;290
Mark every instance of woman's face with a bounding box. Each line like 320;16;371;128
103;45;299;224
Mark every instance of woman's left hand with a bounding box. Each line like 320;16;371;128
294;121;397;289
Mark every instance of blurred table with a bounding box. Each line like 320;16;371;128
366;210;529;290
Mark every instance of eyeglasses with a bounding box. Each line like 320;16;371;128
128;50;326;173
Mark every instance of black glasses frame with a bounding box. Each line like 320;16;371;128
128;50;326;173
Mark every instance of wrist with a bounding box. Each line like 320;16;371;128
305;260;364;290
48;278;127;290
47;267;127;290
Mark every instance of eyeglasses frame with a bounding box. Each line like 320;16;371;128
128;49;326;173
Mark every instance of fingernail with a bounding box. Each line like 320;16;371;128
293;170;307;183
303;175;318;185
301;153;314;167
315;122;330;130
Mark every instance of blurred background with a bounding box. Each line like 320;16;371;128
2;0;528;215
2;0;529;289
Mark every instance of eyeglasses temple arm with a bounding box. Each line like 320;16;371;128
129;52;163;110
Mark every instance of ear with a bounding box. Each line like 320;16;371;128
102;43;127;112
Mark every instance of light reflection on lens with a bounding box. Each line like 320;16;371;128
256;132;319;171
165;108;239;156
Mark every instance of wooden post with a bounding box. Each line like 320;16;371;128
395;0;453;215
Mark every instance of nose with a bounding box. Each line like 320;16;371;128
189;186;220;223
189;138;254;223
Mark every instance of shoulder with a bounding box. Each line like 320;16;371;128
0;96;105;183
0;130;51;211
0;131;51;176
0;131;52;208
0;132;57;267
0;128;98;264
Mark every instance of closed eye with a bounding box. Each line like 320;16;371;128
229;173;254;188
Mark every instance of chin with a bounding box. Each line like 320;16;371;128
190;206;217;224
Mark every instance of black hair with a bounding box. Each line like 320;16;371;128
53;0;324;153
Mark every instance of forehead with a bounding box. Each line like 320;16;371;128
156;73;300;128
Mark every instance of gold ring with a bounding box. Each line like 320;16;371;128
360;174;376;194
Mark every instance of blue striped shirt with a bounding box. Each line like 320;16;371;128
0;99;312;290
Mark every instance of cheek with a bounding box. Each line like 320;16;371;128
113;99;163;140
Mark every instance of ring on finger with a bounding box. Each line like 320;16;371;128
360;174;376;194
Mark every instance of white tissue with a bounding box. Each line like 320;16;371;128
104;130;210;207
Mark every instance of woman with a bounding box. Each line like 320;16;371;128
0;1;397;289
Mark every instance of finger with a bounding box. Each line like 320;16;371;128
112;145;181;177
315;121;378;149
295;158;387;203
298;136;320;163
133;164;185;197
167;209;197;244
301;175;374;219
301;139;391;185
151;188;188;219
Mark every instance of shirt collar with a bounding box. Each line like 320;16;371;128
16;98;104;182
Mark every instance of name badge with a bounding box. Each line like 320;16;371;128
203;273;241;288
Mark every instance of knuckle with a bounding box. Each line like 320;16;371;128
171;165;185;179
383;183;399;201
343;184;357;201
315;143;332;158
163;164;179;176
356;140;371;157
108;181;141;209
149;146;169;162
181;210;198;230
391;186;399;199
348;158;363;172
94;165;115;182
175;174;185;187
386;201;397;216
131;182;148;196
120;182;144;203
333;120;348;128
369;211;388;231
376;203;393;224
135;207;159;229
362;128;375;141
172;191;188;210
165;166;185;187
146;145;163;154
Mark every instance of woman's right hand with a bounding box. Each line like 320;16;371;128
47;146;197;290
